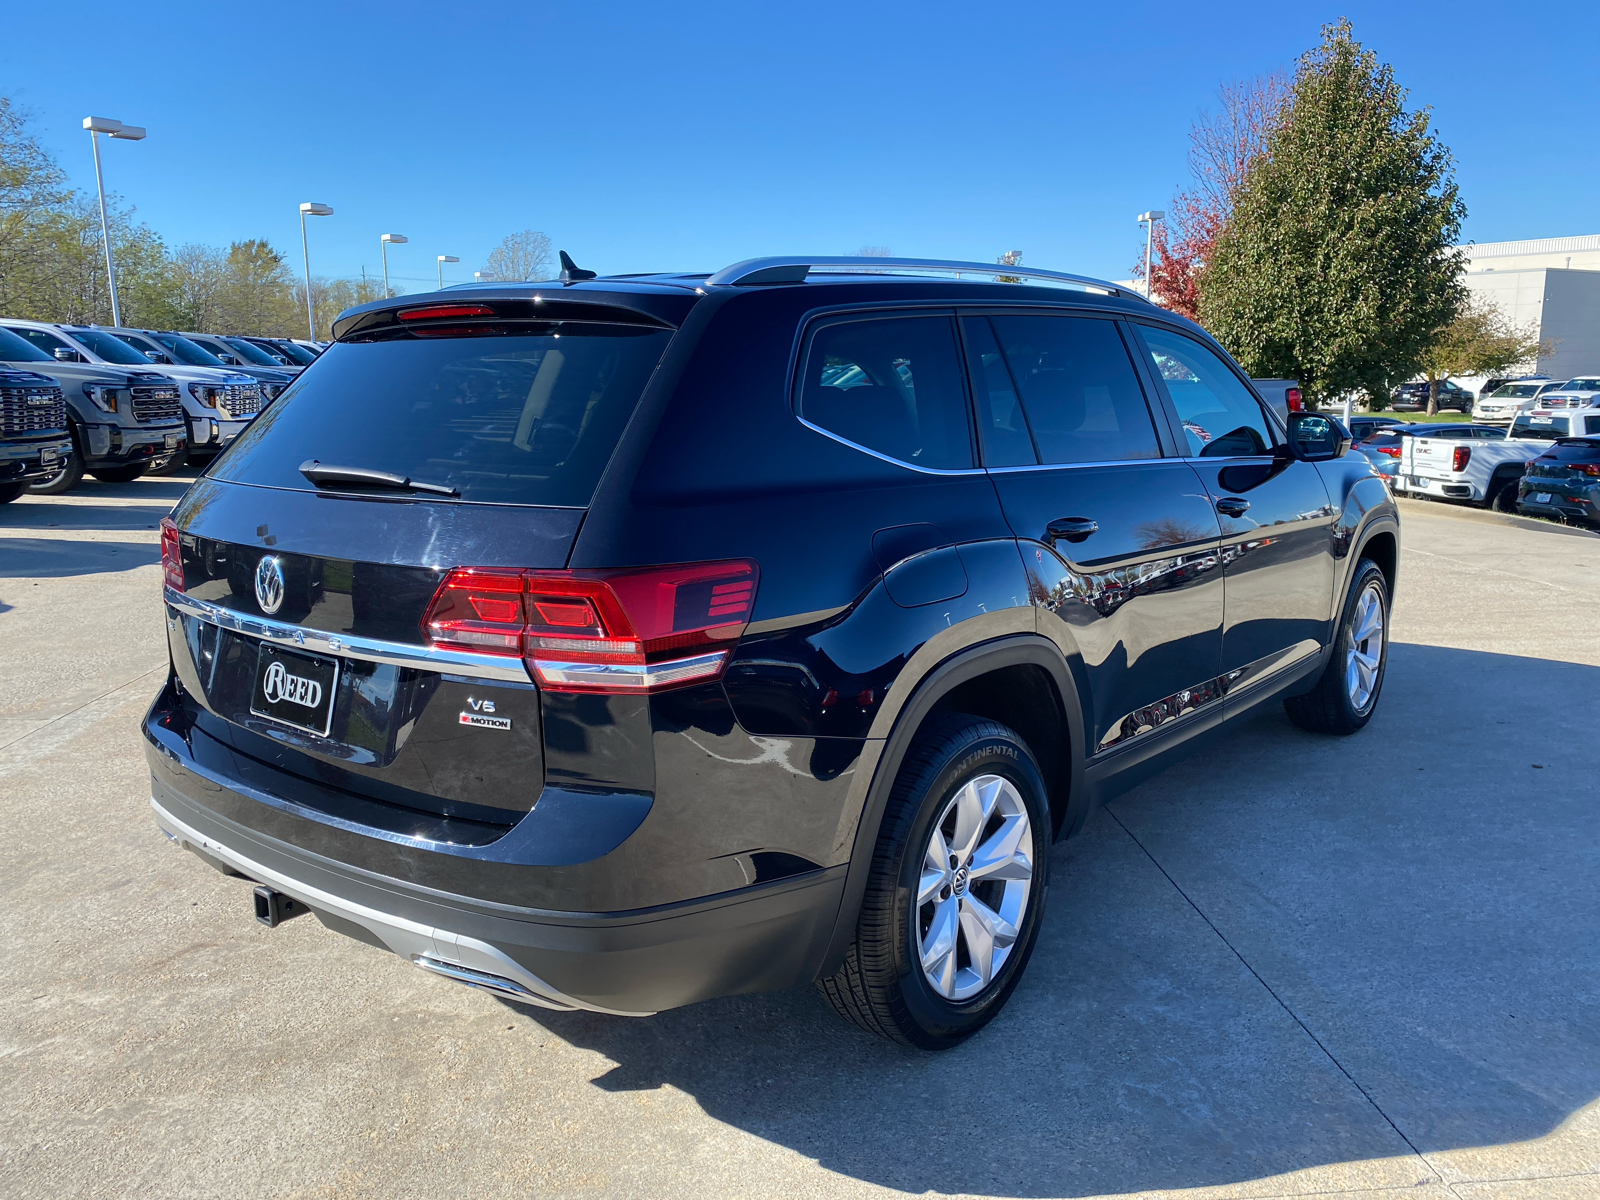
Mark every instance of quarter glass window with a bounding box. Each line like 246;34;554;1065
987;315;1160;464
1140;326;1276;457
799;316;973;470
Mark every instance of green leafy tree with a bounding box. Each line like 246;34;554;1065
1201;20;1466;407
1419;300;1547;414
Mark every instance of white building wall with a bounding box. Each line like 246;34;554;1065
1461;233;1600;274
1462;267;1600;380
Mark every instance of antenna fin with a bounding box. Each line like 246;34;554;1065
558;251;597;282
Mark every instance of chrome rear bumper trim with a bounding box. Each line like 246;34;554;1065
151;794;654;1017
165;587;533;683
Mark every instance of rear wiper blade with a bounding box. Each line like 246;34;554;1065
299;459;459;497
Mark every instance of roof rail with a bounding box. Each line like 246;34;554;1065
705;255;1139;298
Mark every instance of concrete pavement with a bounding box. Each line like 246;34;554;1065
0;481;1596;1199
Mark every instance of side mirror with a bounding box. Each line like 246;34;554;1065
53;347;82;362
218;353;239;365
145;350;171;364
1288;412;1351;462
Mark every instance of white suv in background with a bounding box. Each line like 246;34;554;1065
0;320;260;464
1530;376;1600;411
1472;378;1570;422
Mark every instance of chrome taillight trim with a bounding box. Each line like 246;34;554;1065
165;587;534;683
529;650;729;691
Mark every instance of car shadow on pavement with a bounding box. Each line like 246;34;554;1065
2;503;174;532
0;537;160;577
512;642;1600;1198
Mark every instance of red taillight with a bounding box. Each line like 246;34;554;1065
422;560;759;693
160;517;184;593
1576;463;1600;478
1286;387;1303;412
398;304;495;321
1376;445;1401;458
1452;446;1471;472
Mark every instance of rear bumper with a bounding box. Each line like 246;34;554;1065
1395;474;1477;501
145;708;846;1016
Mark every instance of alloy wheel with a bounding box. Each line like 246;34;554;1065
915;773;1034;1002
1345;582;1385;713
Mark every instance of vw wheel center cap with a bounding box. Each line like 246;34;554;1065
255;554;285;615
951;864;970;896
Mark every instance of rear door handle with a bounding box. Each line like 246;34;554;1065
1215;497;1251;518
1045;517;1099;545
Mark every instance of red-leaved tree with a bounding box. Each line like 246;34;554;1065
1134;75;1287;319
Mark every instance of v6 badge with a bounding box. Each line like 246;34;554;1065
460;697;510;730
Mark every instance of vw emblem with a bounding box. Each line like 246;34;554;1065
254;554;286;615
951;865;970;896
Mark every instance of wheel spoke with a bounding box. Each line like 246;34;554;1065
1353;598;1383;645
920;897;960;996
967;813;1032;883
949;779;989;865
920;826;951;905
959;894;1018;986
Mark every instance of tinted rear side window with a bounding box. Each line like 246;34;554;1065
986;315;1160;465
797;315;973;470
210;328;673;506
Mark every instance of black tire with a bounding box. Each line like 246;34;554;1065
0;481;26;504
28;445;84;495
88;464;148;483
1489;478;1519;512
146;447;188;476
1284;559;1390;735
817;713;1051;1050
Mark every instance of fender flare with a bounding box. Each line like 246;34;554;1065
815;633;1086;978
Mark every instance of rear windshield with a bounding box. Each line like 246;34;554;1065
210;327;673;507
1512;414;1568;438
1546;439;1600;461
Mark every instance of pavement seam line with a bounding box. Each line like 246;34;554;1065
1103;804;1465;1200
0;664;166;755
1401;546;1596;600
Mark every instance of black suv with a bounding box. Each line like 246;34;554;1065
146;256;1398;1049
1392;379;1473;411
0;368;73;502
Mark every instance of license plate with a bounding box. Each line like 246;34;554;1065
1534;492;1552;503
40;448;60;465
250;644;339;737
165;433;179;449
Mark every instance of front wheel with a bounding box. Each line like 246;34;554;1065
1489;479;1519;512
1285;559;1390;735
818;714;1051;1050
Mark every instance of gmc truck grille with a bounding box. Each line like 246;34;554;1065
0;384;67;434
218;383;261;419
132;384;183;423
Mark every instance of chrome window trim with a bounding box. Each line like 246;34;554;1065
793;414;986;476
164;587;533;683
985;456;1182;474
529;651;729;690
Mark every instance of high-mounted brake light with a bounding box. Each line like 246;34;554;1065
1452;446;1471;472
398;304;495;321
160;517;184;593
422;560;759;693
1286;387;1303;412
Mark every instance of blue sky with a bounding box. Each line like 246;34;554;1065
7;0;1597;292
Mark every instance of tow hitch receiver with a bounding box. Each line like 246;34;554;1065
253;886;306;928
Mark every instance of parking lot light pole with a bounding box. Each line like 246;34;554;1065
299;203;334;340
437;255;460;290
82;117;146;327
1137;210;1165;301
380;234;408;298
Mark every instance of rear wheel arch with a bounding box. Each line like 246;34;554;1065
817;635;1085;979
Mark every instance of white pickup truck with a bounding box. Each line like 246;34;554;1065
1394;407;1600;510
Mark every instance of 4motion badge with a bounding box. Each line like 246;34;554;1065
459;696;511;731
